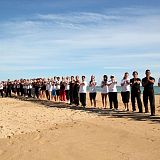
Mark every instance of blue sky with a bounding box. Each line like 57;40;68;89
0;0;160;84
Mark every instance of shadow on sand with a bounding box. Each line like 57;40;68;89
11;96;160;124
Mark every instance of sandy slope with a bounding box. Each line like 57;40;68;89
0;93;160;160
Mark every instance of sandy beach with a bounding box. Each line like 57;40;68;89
0;93;160;160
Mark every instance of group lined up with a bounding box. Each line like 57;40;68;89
0;69;159;116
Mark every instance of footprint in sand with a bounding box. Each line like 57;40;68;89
33;134;41;141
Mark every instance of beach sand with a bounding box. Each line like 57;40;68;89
0;93;160;160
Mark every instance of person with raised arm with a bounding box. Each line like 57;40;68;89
142;69;155;116
130;71;143;113
79;76;87;108
108;75;118;111
121;72;130;111
101;75;109;109
89;75;97;108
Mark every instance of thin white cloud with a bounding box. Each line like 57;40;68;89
0;65;64;72
0;7;160;79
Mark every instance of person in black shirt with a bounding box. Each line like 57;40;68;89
41;81;46;99
35;79;41;99
73;76;80;106
16;80;21;96
60;77;66;101
32;80;37;98
69;76;75;105
142;70;155;116
6;80;12;97
20;80;24;96
130;71;143;113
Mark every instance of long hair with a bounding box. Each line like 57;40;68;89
90;75;95;84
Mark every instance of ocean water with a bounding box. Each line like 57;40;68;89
87;86;160;95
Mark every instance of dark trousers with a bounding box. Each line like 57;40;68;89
35;91;39;99
17;88;20;96
24;88;27;97
69;90;74;104
80;93;86;107
74;97;79;106
65;90;70;101
0;89;3;97
20;88;24;96
6;89;11;97
131;91;143;112
46;90;49;100
109;92;118;109
73;89;79;106
27;89;32;97
143;89;155;115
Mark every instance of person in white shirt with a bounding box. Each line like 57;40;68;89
0;81;4;98
108;75;118;110
27;80;32;97
79;76;87;107
48;81;53;100
89;75;97;108
101;75;109;109
121;72;130;111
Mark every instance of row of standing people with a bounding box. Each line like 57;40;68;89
0;76;95;107
0;70;159;116
105;69;157;116
0;76;97;107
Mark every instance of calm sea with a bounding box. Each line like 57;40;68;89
87;86;160;95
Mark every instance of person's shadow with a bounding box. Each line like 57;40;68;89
12;95;160;124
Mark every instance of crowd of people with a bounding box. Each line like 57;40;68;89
0;69;160;116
